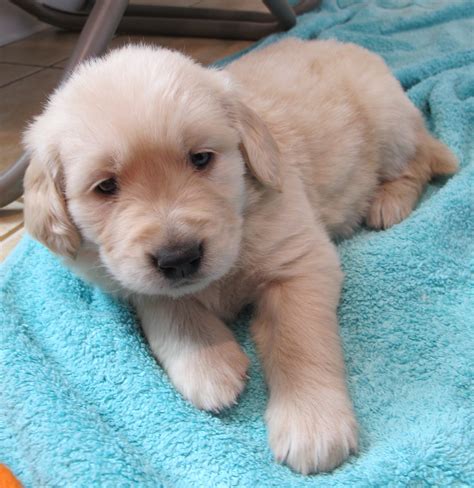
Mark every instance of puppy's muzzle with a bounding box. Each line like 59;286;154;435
153;241;203;280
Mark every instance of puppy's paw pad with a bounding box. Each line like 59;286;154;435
266;397;358;474
366;183;415;230
169;343;250;412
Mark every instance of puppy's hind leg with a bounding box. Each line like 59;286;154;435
366;131;458;230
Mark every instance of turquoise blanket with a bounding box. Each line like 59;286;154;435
1;1;473;486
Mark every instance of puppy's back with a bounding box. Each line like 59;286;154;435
226;39;425;236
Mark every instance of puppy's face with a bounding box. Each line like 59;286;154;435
23;46;281;297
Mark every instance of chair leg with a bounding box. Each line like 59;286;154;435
0;154;29;208
0;0;128;208
263;0;297;29
62;0;129;76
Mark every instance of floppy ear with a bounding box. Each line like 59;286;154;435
213;69;282;191
235;101;282;191
23;138;80;258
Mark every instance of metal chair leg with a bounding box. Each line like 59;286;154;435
0;0;128;207
0;154;29;208
263;0;297;29
62;0;128;77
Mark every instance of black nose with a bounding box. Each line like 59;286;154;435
155;242;203;280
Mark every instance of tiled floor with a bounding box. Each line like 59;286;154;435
0;0;258;261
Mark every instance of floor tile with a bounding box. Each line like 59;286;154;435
0;63;42;88
0;68;62;172
0;29;79;66
0;227;24;262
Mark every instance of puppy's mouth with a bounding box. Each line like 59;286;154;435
161;272;213;298
167;276;198;288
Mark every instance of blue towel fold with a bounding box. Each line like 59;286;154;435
1;0;473;486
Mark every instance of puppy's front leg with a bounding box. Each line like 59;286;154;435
134;296;249;411
253;242;358;474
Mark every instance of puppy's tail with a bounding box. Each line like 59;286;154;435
366;130;458;230
423;132;459;177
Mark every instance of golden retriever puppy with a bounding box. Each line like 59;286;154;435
22;38;457;474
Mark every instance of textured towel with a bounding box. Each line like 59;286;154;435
1;0;473;486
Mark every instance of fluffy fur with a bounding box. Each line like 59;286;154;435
22;38;457;474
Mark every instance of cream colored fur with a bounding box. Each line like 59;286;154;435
22;38;457;474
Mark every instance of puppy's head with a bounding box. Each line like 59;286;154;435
23;45;281;297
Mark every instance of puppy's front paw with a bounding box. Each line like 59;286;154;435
168;340;250;412
266;393;358;474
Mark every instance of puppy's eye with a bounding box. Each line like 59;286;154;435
95;178;118;195
190;152;213;170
